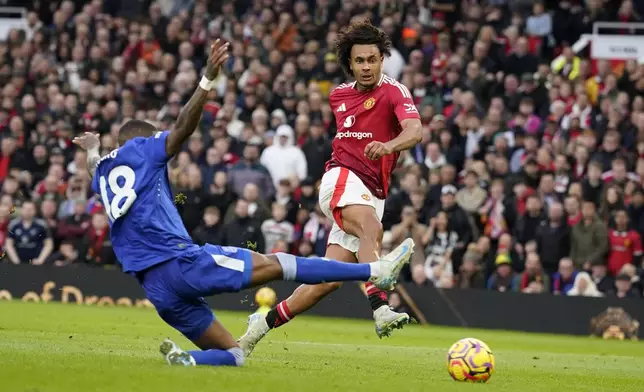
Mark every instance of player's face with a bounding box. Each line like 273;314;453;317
349;44;383;90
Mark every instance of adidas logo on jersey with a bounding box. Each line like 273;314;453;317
337;103;346;112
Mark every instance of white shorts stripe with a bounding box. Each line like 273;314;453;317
211;254;244;272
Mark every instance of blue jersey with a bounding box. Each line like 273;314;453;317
91;130;197;273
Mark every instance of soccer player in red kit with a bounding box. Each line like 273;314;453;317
239;20;423;356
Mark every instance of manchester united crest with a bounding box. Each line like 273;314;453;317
363;97;376;110
361;194;371;201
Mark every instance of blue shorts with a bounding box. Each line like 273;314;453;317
138;244;254;340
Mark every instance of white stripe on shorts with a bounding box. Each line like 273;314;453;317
212;254;244;272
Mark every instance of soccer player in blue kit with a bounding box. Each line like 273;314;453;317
72;39;414;368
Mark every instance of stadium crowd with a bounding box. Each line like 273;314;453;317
1;0;644;300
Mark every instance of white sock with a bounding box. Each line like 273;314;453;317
227;347;245;366
369;262;382;279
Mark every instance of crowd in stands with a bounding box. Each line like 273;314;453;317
1;0;644;300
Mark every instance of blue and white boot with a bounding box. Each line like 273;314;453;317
374;305;410;338
369;238;414;290
237;313;270;358
159;339;196;366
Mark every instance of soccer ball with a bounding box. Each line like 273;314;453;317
255;287;277;311
447;338;495;383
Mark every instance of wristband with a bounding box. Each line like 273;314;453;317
199;75;216;91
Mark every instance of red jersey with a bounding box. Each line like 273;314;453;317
608;229;643;276
326;74;420;199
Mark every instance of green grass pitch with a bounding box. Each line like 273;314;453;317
0;301;642;392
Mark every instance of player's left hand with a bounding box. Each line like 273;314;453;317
364;141;392;160
72;132;100;151
205;39;230;80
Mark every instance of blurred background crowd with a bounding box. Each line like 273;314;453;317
1;0;644;301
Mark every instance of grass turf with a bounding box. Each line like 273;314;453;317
0;301;642;392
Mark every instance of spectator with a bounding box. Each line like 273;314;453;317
40;198;60;243
455;244;486;289
392;206;427;251
261;202;295;253
564;196;581;227
201;147;227;189
301;119;332;183
220;199;265;253
487;252;517;292
567;272;604;297
617;263;643;296
590;260;615;294
570;200;608;270
422;211;457;288
176;163;207;234
383;171;420;230
478;179;515;241
274;179;299;225
612;274;640;299
4;201;53;265
535;202;571;275
627;187;644;240
86;212;116;266
552;258;578;295
204;171;235;217
228;142;274;200
295;177;318;213
607;209;643;276
45;239;81;267
503;37;538;77
192;206;223;246
411;263;428;287
455;170;487;215
582;161;604;207
430;185;473;270
260;124;307;189
225;183;270;224
0;204;11;248
514;194;545;255
514;252;550;294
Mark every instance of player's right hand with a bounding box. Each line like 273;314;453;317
364;141;392;160
72;132;100;151
205;39;230;80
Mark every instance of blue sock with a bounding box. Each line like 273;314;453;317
188;348;243;366
275;253;373;284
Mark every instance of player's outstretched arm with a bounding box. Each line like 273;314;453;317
165;39;229;157
72;132;101;179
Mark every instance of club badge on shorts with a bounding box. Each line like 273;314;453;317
363;97;376;110
361;194;371;201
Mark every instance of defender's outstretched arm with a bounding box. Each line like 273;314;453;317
165;39;229;157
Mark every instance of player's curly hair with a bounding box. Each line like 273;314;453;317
335;20;392;77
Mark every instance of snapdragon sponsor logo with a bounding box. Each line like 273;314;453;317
336;131;373;140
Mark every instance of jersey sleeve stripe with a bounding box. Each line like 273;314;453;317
401;84;412;99
383;75;411;98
